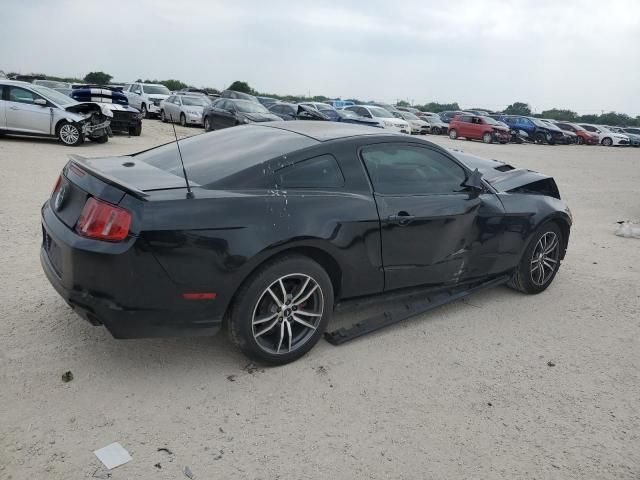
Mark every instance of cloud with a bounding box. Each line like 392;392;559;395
1;0;639;114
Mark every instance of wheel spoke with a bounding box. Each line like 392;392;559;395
544;238;558;255
278;278;288;303
253;312;278;325
285;320;292;352
267;287;282;307
545;257;558;264
293;284;318;306
291;277;310;303
276;320;285;353
296;310;321;317
531;263;540;273
255;317;279;337
292;315;317;330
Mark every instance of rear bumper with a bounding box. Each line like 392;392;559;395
40;202;222;339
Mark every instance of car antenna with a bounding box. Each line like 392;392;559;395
169;113;194;199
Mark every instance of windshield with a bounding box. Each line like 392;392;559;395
532;118;554;128
182;96;209;106
35;80;70;89
597;125;612;133
318;108;339;120
339;110;359;119
368;107;393;118
31;85;75;106
401;112;420;120
143;85;171;95
235;101;269;113
481;116;501;126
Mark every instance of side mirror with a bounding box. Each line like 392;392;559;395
463;168;484;195
34;98;47;106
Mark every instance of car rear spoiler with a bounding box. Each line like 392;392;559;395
68;155;149;199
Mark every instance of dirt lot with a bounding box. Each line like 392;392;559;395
1;120;639;479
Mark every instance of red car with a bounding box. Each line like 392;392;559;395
553;122;599;145
448;115;510;144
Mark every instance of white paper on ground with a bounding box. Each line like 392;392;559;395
94;442;132;469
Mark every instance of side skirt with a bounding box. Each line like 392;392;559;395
324;275;510;345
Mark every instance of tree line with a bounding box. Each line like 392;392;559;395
6;71;639;126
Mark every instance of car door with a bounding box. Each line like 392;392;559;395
360;142;505;290
170;96;182;121
5;86;52;134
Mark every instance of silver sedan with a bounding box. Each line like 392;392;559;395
160;95;209;126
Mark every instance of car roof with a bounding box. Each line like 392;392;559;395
259;120;398;142
0;79;35;87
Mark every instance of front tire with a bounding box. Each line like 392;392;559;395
449;129;458;140
89;134;108;144
508;223;563;294
535;132;546;144
482;132;493;143
204;116;212;131
129;123;142;136
57;121;83;146
431;127;441;135
160;110;167;123
140;104;148;119
180;113;187;127
576;136;584;145
602;137;613;146
227;255;334;365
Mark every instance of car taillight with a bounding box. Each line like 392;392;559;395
51;175;62;195
76;197;132;242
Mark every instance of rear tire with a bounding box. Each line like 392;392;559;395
508;222;563;294
449;129;458;140
227;255;333;365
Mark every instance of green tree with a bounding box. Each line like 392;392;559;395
84;71;113;85
503;102;531;116
227;81;253;94
540;108;578;121
577;114;599;123
396;100;410;107
158;79;188;91
417;102;460;113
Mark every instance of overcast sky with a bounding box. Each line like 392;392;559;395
2;0;639;115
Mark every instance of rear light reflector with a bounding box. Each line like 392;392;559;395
182;293;217;300
76;197;132;242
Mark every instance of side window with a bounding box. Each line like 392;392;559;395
361;145;467;195
275;154;344;189
8;87;41;104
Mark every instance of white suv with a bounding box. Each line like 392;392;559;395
123;83;171;118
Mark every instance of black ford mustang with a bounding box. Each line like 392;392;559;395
41;122;571;364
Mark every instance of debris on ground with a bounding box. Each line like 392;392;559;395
91;466;112;479
154;463;162;469
61;371;73;383
157;447;173;455
314;365;328;376
93;442;132;470
243;363;264;374
183;465;194;478
547;361;556;367
615;221;640;238
226;375;236;382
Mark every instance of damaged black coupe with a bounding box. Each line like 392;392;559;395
40;122;571;364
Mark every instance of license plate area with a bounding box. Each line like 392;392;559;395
43;227;63;277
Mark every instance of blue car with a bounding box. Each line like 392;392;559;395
493;115;566;145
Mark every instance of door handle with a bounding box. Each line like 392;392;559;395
388;212;415;226
10;106;19;110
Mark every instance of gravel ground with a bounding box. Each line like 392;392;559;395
1;121;639;479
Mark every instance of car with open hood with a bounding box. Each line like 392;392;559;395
70;85;143;136
40;121;571;365
123;82;171;118
268;103;329;121
202;98;280;131
0;80;112;146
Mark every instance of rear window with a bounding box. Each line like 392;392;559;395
136;126;317;189
275;154;344;188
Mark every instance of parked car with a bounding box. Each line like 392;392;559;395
553;121;600;145
334;109;383;128
40;121;571;364
123;83;171;118
177;87;209;96
398;111;429;134
175;90;212;103
71;85;143;136
331;99;355;108
343;105;410;133
608;126;640;147
621;127;640;146
439;110;471;124
298;102;340;121
448;114;510;143
496;115;566;144
539;120;577;144
371;103;405;119
202;98;280;131
395;106;421;114
220;89;260;103
257;96;279;107
416;112;448;134
465;109;492;116
32;80;72;90
160;94;209;126
0;80;112;145
268;103;329;121
578;124;630;146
